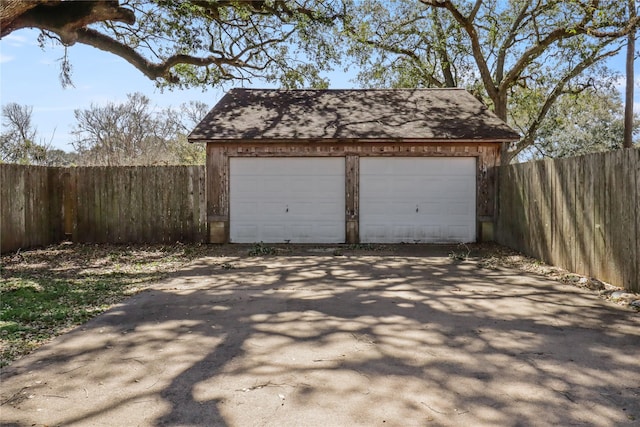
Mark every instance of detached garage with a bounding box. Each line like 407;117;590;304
188;88;519;244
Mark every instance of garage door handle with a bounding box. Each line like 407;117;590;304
286;205;289;213
416;205;419;213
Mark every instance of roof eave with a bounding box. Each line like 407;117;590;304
188;137;520;144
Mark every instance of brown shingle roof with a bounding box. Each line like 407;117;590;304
188;88;520;142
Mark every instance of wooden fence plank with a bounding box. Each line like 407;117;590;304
629;149;640;293
76;168;89;242
135;166;145;243
581;154;596;279
629;149;639;292
620;149;637;290
606;151;623;287
1;165;24;252
592;153;606;281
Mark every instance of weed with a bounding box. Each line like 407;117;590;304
248;242;276;256
448;243;471;261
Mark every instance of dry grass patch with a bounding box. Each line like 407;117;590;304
0;242;217;367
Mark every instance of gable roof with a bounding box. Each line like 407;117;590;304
188;88;520;142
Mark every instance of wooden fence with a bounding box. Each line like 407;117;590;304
497;148;639;292
1;165;207;253
1;165;65;253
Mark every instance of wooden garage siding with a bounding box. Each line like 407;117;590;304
206;142;501;243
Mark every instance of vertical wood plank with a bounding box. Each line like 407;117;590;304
606;151;623;286
634;149;640;293
73;168;84;242
618;149;636;290
206;146;229;243
624;149;638;292
177;165;188;242
157;166;167;243
128;166;138;243
198;165;207;242
581;154;596;279
129;167;142;243
143;166;156;243
345;154;359;244
95;167;105;243
23;167;34;248
541;159;554;265
119;167;129;242
573;156;587;275
557;158;567;270
592;153;605;280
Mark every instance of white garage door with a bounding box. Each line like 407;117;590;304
230;158;345;243
360;157;476;243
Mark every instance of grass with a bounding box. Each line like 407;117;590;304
0;243;211;368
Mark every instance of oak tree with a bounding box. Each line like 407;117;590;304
0;0;344;88
527;86;639;159
344;0;640;162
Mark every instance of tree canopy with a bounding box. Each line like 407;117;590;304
527;86;639;159
0;0;344;88
0;96;209;166
343;0;639;161
72;93;209;165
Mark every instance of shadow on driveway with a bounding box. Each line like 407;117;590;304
2;249;639;426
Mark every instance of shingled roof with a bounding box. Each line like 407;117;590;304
188;88;520;142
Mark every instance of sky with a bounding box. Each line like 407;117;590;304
0;28;638;152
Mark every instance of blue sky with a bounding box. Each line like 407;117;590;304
0;28;638;152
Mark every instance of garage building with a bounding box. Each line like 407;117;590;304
188;88;520;244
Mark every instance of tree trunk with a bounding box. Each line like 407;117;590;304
492;91;514;164
624;0;636;149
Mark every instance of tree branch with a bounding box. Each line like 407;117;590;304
74;27;291;84
500;5;640;93
496;1;532;84
507;46;622;161
432;8;456;86
1;1;135;43
421;0;499;101
359;37;445;87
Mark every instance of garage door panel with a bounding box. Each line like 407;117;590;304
230;158;345;243
361;157;476;243
446;201;472;215
445;225;473;241
262;225;287;242
234;225;259;239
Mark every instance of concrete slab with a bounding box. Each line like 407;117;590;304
2;251;639;426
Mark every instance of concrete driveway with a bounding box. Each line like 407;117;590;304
1;247;639;426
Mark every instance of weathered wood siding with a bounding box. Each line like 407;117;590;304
1;165;207;253
1;165;65;253
206;141;502;243
497;149;639;292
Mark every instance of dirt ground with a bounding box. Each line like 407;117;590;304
1;244;639;426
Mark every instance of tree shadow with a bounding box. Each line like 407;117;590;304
190;88;518;142
1;249;639;426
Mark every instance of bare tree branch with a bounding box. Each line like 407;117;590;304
507;46;623;161
421;0;499;102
